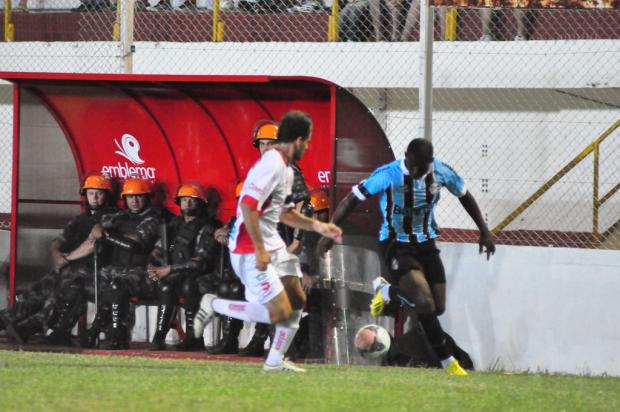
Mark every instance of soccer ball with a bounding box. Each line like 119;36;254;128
354;324;391;359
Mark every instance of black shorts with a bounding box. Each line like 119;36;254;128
379;239;446;285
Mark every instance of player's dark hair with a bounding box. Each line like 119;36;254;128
406;138;434;163
277;111;312;143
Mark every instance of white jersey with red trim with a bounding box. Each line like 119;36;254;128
229;149;295;254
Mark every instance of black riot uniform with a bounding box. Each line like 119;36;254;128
81;206;161;349
2;206;116;344
277;162;312;245
150;212;221;351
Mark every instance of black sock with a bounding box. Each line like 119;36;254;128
418;314;451;360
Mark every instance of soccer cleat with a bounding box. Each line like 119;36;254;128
445;359;468;376
193;294;216;339
263;359;306;373
372;276;389;292
370;277;389;317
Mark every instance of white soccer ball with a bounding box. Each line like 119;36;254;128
354;324;391;359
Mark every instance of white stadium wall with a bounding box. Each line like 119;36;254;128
440;242;620;376
0;41;619;375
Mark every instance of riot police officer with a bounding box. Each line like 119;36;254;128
147;182;221;351
79;178;161;349
2;174;116;344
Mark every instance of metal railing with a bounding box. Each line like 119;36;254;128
492;119;620;246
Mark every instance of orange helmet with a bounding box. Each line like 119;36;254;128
175;182;207;204
121;178;150;197
235;180;244;199
310;190;329;212
252;121;278;148
81;174;112;194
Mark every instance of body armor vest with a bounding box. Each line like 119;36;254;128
110;208;157;268
290;163;310;204
167;216;209;265
60;206;115;253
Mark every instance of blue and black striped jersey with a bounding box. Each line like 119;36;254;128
352;158;466;243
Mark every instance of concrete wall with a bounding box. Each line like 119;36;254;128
441;241;620;376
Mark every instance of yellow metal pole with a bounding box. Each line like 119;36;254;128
212;0;220;42
444;7;457;41
492;119;620;236
492;143;595;236
328;0;339;42
5;0;15;42
113;0;121;41
599;182;620;206
327;16;333;41
592;144;599;244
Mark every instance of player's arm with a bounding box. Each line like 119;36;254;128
315;193;359;256
331;192;362;226
439;159;496;260
458;191;495;260
280;207;342;244
317;164;392;255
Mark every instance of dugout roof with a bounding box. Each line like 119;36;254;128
0;72;394;302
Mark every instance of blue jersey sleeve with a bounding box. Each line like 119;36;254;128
435;159;466;197
352;164;393;200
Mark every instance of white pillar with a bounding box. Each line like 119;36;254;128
418;0;434;141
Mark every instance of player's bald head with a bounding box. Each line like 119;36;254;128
406;138;433;163
405;138;434;178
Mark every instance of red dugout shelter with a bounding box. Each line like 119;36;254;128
0;73;394;327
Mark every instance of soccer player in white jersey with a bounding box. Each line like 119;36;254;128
194;111;343;372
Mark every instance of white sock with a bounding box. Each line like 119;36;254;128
380;284;391;302
440;355;456;369
265;309;302;367
212;298;271;324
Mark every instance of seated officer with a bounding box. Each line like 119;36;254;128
2;174;116;344
77;178;162;349
147;182;221;351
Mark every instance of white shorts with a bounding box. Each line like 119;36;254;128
229;247;302;305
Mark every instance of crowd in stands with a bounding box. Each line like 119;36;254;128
7;0;535;42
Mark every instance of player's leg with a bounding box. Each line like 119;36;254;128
262;274;306;370
430;283;446;316
416;247;467;375
372;242;467;375
370;242;421;316
194;252;292;337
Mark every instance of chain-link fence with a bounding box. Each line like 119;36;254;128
1;1;619;248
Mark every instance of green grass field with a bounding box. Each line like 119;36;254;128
1;350;619;411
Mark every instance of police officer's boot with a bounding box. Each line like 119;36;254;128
239;322;270;357
44;299;84;346
150;303;173;351
174;278;204;351
6;316;42;345
80;306;110;348
206;316;243;355
173;307;204;351
101;282;130;350
0;310;12;331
